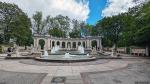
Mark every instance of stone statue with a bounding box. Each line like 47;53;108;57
15;45;19;57
90;47;97;56
111;44;116;57
31;44;33;49
38;45;41;51
13;43;17;49
30;45;35;54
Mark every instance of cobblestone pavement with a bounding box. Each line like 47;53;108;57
0;70;47;84
81;62;150;84
0;58;149;84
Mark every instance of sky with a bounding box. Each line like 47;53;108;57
0;0;147;25
87;0;107;25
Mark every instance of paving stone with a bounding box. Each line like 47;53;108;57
0;70;47;84
82;63;150;84
65;79;83;84
66;76;82;80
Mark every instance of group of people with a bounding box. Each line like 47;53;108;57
7;47;15;56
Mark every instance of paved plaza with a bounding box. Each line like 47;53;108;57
0;56;150;84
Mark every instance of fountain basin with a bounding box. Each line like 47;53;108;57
39;47;96;63
35;54;96;63
48;50;90;55
34;57;96;63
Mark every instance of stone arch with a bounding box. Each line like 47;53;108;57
62;42;65;48
38;39;45;50
57;41;60;46
78;42;81;46
91;40;97;49
73;42;76;48
83;41;85;48
67;42;71;48
52;41;55;47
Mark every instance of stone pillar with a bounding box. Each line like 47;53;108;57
34;38;37;48
87;40;90;50
89;40;92;49
99;38;102;52
97;40;100;50
50;40;51;49
81;41;83;46
65;42;67;49
55;41;57;46
36;38;39;49
47;39;50;50
45;39;48;50
146;46;149;56
60;41;62;48
51;40;53;48
71;42;73;49
76;42;77;49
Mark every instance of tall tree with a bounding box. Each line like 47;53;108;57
0;1;32;46
55;15;70;37
32;11;43;34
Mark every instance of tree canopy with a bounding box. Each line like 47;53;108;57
0;1;32;46
95;1;150;48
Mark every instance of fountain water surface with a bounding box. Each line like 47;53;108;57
43;50;49;57
64;53;71;58
78;45;84;54
38;45;97;62
51;46;60;54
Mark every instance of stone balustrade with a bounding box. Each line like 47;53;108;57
117;47;126;54
103;47;149;56
131;48;146;56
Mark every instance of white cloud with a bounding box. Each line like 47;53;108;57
102;0;146;17
0;0;90;21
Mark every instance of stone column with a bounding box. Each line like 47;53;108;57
45;39;48;50
81;41;83;46
89;40;92;49
51;40;53;48
36;38;39;49
65;42;67;49
146;46;149;56
97;40;100;50
60;41;62;48
76;42;77;50
50;40;51;49
55;41;57;46
47;39;50;50
87;40;90;50
71;42;73;49
34;38;37;48
99;38;102;52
